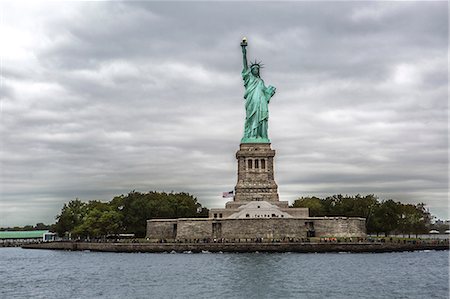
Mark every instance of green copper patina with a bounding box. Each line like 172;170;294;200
240;37;276;143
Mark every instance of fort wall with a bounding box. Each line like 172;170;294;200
147;217;366;241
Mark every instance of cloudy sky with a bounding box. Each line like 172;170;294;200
1;1;448;226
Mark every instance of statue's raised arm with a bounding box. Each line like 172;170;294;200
241;37;248;71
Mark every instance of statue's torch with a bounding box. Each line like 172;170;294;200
241;37;248;47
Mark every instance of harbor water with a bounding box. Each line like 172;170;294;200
1;247;448;299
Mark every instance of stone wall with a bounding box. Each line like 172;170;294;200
208;209;237;219
176;219;212;240
280;208;309;218
211;203;307;219
220;219;308;239
173;218;309;240
148;217;366;240
23;241;450;253
313;217;366;238
147;220;177;241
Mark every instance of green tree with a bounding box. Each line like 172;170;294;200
292;197;325;216
71;207;123;238
54;199;88;237
399;204;421;237
374;199;402;236
290;194;433;236
346;194;380;233
118;191;206;237
35;223;50;230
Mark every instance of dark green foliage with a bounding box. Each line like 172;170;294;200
291;196;325;216
54;199;88;236
398;203;431;237
54;191;208;238
292;194;431;235
0;223;54;232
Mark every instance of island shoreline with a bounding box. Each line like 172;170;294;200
22;241;449;253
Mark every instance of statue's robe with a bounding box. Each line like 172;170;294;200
242;68;274;141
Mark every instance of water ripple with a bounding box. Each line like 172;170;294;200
0;248;448;299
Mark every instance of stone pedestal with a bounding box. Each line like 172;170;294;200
234;143;279;202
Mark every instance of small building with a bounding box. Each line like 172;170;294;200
43;232;58;242
0;230;51;245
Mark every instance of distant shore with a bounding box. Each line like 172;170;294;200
22;240;449;253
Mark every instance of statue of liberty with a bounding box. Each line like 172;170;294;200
240;37;276;143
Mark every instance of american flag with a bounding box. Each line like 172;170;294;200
222;190;234;198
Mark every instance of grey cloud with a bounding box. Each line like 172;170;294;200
1;1;447;226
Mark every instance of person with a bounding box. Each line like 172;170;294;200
241;39;276;143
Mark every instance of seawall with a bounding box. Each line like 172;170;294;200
22;241;449;253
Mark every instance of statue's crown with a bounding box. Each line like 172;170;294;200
250;60;264;69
